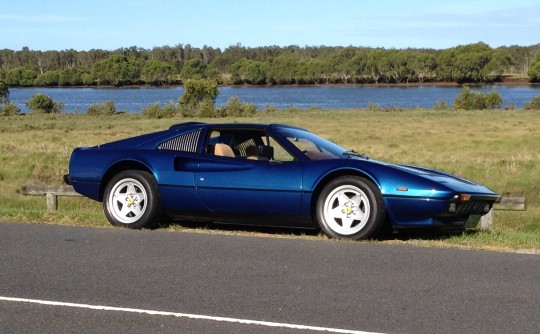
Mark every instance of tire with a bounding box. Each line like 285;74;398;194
316;176;385;240
103;170;161;229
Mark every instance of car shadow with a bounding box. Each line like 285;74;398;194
160;219;473;242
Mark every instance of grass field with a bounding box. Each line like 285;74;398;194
1;108;538;252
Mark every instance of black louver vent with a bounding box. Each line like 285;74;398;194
158;130;201;153
456;201;490;215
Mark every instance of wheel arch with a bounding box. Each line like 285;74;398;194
99;160;154;201
310;168;383;218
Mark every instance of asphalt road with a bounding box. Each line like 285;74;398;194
0;222;538;334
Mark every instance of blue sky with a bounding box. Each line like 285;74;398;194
1;0;539;51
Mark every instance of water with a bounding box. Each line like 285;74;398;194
8;85;540;113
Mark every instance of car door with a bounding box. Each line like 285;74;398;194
194;128;304;220
194;157;303;217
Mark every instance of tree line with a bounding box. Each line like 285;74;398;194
1;42;540;87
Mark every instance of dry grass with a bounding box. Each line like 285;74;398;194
0;109;539;251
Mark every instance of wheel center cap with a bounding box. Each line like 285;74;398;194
342;202;356;217
126;195;137;207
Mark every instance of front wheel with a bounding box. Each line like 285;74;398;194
103;170;161;229
316;176;385;240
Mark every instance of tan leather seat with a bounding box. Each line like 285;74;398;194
214;143;235;157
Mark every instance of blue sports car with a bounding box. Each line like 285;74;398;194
66;122;500;240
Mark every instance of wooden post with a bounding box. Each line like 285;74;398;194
46;193;58;212
479;209;494;231
480;197;526;231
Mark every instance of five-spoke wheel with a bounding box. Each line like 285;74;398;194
317;176;385;240
103;170;161;229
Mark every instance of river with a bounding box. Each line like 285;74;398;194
8;85;540;113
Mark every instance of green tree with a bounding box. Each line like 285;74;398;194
437;42;509;83
34;70;61;86
528;52;540;82
405;52;438;83
329;47;356;83
4;67;38;86
26;93;64;113
0;80;9;104
267;54;299;84
58;67;88;86
91;55;142;86
180;59;206;80
142;60;175;85
229;59;267;85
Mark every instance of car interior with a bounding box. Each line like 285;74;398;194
206;129;290;161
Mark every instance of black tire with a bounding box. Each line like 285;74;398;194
103;170;161;229
316;176;385;240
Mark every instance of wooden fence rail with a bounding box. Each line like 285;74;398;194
19;184;82;212
480;196;527;230
19;184;526;231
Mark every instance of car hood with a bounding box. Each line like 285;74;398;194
390;163;495;194
337;155;497;197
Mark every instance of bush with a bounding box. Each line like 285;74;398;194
221;96;257;117
367;102;381;111
179;79;218;108
485;91;503;109
87;100;117;115
143;101;178;119
524;96;540;110
196;99;223;118
433;99;449;110
26;93;64;113
453;86;503;110
0;102;20;116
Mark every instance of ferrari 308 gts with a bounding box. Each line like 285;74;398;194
66;122;500;240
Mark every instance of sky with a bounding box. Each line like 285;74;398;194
1;0;539;51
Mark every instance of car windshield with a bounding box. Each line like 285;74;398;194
275;127;347;160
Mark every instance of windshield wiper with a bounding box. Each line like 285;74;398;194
342;150;369;160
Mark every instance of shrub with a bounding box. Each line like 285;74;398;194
179;79;219;115
26;93;64;113
383;105;403;112
143;101;178;119
221;96;257;117
485;91;503;109
196;99;222;118
87;100;117;115
0;102;20;116
433;99;449;110
524;96;540;110
367;102;381;111
453;86;503;110
263;105;278;113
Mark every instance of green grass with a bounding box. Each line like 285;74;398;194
1;109;539;252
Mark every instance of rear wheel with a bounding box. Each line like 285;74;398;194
103;170;161;229
316;176;385;240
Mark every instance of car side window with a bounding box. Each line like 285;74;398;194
157;129;201;153
267;136;295;162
